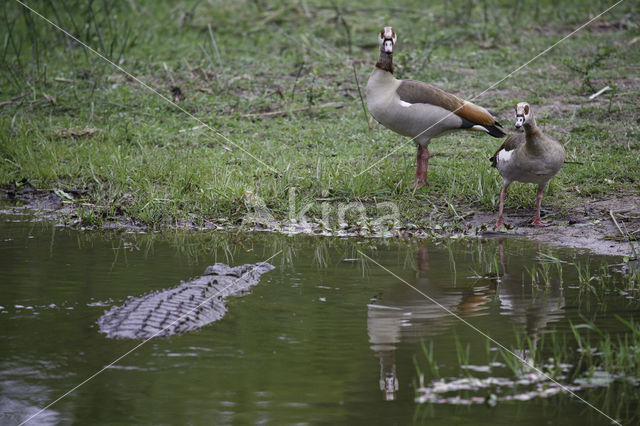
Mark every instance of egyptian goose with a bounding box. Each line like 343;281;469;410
365;26;505;188
490;102;565;230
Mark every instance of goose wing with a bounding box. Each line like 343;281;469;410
490;133;525;167
397;80;498;127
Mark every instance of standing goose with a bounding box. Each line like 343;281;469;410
365;26;505;188
490;102;565;230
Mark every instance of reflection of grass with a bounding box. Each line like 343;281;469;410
416;316;640;403
416;318;640;424
475;239;638;299
415;240;640;420
71;226;410;271
1;1;638;229
572;258;640;300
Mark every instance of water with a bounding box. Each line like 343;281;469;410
0;213;638;425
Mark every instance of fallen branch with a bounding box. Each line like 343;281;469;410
618;214;640;220
589;86;611;100
55;127;99;138
43;93;57;105
0;93;27;108
240;101;343;118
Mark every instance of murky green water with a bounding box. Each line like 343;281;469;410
1;213;638;425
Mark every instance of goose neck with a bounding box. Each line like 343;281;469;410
376;52;394;74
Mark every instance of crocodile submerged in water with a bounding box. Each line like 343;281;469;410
97;262;275;339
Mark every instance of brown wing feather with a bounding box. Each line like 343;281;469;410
397;80;496;126
457;101;495;126
489;133;524;167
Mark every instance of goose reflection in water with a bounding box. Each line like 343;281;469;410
494;240;565;356
367;246;493;401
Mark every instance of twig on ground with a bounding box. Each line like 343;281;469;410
588;86;611;100
0;93;27;107
55;127;99;138
610;209;627;238
239;102;343;118
618;214;640;220
43;93;57;105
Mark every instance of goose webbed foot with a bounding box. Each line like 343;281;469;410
413;177;428;189
494;217;507;231
530;218;551;227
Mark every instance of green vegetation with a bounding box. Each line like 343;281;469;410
415;316;640;393
412;247;640;422
1;0;639;229
414;317;640;424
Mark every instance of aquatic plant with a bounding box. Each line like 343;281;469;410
415;316;640;408
421;340;440;378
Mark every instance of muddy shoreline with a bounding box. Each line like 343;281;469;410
2;187;637;258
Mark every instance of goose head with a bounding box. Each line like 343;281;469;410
378;26;397;54
514;102;532;129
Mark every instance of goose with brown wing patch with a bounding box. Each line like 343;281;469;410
490;102;565;230
366;26;505;188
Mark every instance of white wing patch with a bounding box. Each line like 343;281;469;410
399;100;412;108
471;125;488;133
497;149;513;163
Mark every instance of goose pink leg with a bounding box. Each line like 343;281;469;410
531;187;550;226
414;145;430;189
494;186;508;231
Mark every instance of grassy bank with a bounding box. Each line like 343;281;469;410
1;0;639;230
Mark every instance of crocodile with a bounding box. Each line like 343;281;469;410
97;262;275;339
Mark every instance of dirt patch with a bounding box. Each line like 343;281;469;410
465;194;640;257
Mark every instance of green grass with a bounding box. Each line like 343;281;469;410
1;0;639;229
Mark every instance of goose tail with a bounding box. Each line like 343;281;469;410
484;122;506;138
